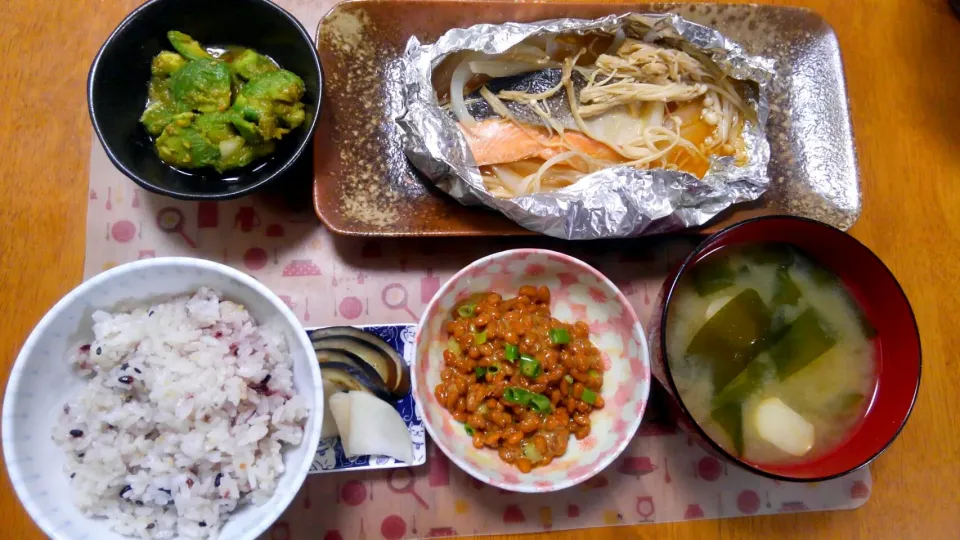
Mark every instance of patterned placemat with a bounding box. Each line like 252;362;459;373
80;0;872;537
84;138;871;539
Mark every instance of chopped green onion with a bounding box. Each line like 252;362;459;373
475;367;487;379
503;387;551;413
522;442;543;462
564;375;574;384
473;331;487;345
519;355;540;378
503;387;534;406
457;303;477;318
529;394;552;413
504;343;519;362
581;388;598;405
587;369;600;379
464;425;475;436
487;364;500;375
549;328;570;345
447;337;461;356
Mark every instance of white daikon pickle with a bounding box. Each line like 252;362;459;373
329;391;414;463
753;397;815;457
320;380;342;439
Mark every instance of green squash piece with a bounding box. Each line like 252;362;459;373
232;70;306;140
140;102;178;137
230;49;279;81
143;32;305;172
151;51;188;78
147;77;176;108
275;102;306;129
229;114;263;144
769;308;837;379
155;120;220;169
170;59;232;114
685;288;772;390
239;69;305;102
711;402;744;456
167;31;213;62
215;140;275;172
194;112;238;144
772;266;801;306
691;257;736;297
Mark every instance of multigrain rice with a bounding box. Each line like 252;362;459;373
53;288;308;539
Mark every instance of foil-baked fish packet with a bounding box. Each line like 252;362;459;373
397;13;775;240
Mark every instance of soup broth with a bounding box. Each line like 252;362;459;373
666;243;877;466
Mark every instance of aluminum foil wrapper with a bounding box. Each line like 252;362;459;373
397;13;775;239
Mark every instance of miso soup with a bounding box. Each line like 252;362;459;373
666;243;877;466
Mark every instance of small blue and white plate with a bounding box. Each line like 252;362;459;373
306;324;427;473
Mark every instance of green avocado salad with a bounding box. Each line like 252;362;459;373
140;31;307;173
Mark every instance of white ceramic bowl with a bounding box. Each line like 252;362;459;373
2;257;322;540
413;249;651;493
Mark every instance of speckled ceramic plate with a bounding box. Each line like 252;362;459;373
313;1;860;237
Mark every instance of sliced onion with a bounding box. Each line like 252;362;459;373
506;43;549;62
468;60;543;78
487;163;528;198
451;53;484;128
526;151;581;194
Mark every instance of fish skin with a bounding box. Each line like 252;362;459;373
463;69;587;131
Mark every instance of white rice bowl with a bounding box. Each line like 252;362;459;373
3;259;322;540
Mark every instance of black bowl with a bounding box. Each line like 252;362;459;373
88;0;322;200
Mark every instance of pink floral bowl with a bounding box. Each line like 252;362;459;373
413;249;650;493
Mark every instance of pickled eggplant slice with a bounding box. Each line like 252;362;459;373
711;402;744;456
769;308;837;379
691;257;736;297
686;288;772;389
310;327;410;396
320;361;392;400
317;349;386;386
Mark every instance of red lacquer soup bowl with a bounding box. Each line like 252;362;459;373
648;216;921;481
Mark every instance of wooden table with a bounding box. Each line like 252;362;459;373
1;0;958;538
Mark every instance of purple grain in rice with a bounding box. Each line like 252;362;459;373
53;288;308;538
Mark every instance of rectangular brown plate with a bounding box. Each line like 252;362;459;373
314;1;860;237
